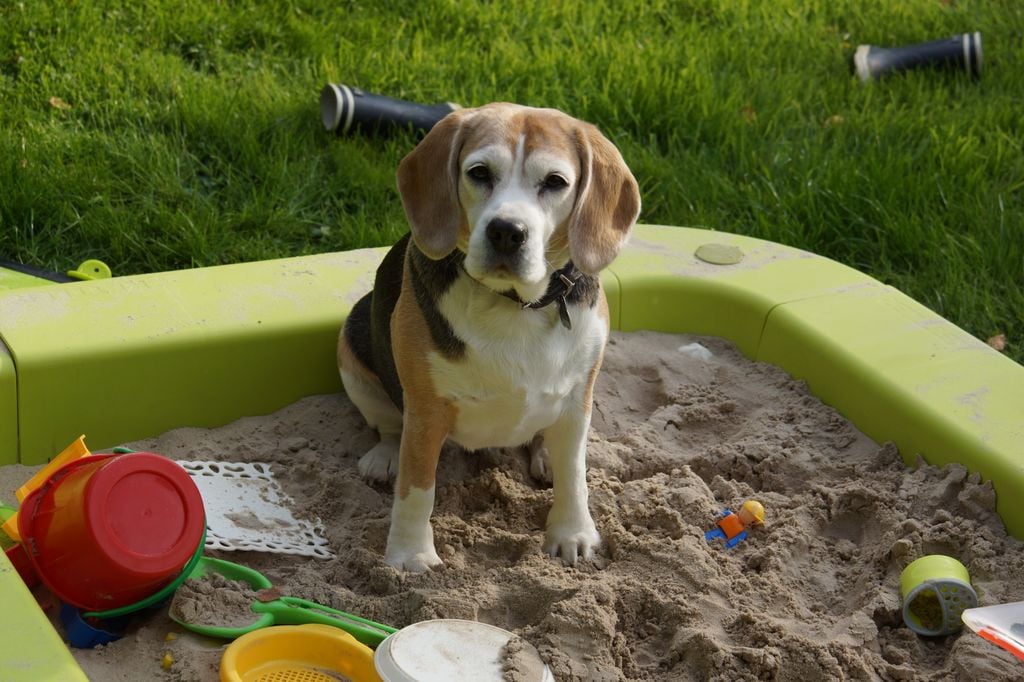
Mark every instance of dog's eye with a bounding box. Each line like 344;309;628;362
541;174;569;192
466;164;492;185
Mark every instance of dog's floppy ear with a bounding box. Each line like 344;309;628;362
396;109;471;260
568;124;641;274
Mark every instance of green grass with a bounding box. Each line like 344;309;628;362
1;0;1021;362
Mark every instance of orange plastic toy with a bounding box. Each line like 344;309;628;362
704;500;765;549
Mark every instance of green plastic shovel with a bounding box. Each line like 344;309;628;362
168;556;396;648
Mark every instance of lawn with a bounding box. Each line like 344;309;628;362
1;0;1021;362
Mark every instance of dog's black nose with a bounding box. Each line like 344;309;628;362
486;218;527;255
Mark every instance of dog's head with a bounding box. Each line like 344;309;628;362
397;103;641;302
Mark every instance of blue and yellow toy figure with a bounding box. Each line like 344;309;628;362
704;500;765;549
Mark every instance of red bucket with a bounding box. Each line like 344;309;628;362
18;452;205;611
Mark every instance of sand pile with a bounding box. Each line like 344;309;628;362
4;330;1021;681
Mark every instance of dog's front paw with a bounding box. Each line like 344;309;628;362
358;438;399;482
384;546;444;573
543;517;601;567
384;515;443;572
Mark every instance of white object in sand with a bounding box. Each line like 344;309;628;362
178;460;333;558
961;600;1024;661
375;619;553;682
678;342;714;361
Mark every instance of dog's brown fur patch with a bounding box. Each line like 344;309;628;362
391;253;458;497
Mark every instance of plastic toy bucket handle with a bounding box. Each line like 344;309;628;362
254;597;397;648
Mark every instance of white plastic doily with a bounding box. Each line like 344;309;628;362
177;461;333;559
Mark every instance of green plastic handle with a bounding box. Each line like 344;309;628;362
169;556;396;647
253;597;397;648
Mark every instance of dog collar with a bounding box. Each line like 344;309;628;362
504;262;582;330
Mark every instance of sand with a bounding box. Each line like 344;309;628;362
168;573;264;630
3;330;1023;681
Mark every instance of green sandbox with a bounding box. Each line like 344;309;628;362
1;224;1022;680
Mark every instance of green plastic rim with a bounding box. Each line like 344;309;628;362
187;555;273;588
168;556;276;638
3;226;1021;542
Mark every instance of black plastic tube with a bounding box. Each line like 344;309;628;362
320;84;459;135
853;32;982;81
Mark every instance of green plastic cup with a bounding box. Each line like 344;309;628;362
900;555;978;636
0;504;16;551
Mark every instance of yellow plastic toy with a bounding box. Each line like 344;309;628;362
67;259;112;281
1;435;91;542
900;555;978;636
219;624;381;682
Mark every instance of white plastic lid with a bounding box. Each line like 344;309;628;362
375;619;553;682
961;600;1024;659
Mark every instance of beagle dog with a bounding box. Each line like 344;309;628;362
338;103;640;572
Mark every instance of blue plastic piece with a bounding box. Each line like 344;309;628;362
59;603;127;648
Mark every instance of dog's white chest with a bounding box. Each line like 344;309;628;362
431;278;605;450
